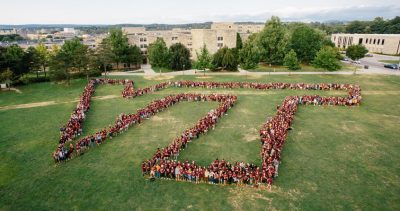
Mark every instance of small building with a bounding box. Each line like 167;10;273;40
331;33;400;55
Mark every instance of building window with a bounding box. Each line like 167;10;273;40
366;38;368;44
373;39;376;44
217;36;223;41
172;37;178;41
217;43;223;48
382;39;385;45
358;38;363;44
369;39;372;44
377;39;380;45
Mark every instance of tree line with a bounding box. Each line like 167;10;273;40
0;29;142;86
189;16;349;72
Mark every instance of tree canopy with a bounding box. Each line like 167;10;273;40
194;44;212;71
148;38;170;68
289;24;324;63
283;49;301;70
312;46;342;71
50;38;89;84
257;16;287;65
239;34;260;70
346;45;368;61
212;47;238;71
169;43;191;71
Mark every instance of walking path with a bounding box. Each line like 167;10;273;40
105;64;400;76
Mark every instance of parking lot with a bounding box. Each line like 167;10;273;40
356;53;400;73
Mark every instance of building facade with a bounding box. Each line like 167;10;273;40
331;33;400;55
122;22;264;60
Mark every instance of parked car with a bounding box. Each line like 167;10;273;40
365;53;373;57
341;57;349;61
384;64;399;69
354;60;361;64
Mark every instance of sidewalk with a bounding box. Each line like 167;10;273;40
104;65;400;76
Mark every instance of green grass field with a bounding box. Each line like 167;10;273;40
152;67;176;73
1;74;399;210
248;63;354;72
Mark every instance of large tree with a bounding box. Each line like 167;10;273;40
36;43;50;77
289;24;324;63
239;34;260;70
257;16;287;65
148;38;170;68
169;43;191;71
123;45;143;69
346;45;368;61
236;33;243;50
4;45;28;80
50;38;89;84
283;49;301;70
312;46;342;71
212;47;238;71
24;46;41;78
108;28;130;70
95;38;114;76
195;44;212;75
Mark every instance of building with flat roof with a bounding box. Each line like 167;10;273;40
122;22;264;61
331;33;400;55
0;29;17;35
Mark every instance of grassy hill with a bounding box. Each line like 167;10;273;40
0;75;399;210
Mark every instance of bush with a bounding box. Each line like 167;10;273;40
50;69;69;82
283;50;301;70
71;70;102;79
50;69;102;82
312;47;342;71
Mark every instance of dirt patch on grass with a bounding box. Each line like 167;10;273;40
363;91;400;95
195;76;213;79
0;95;119;111
151;115;179;123
0;101;57;110
0;88;22;93
244;132;259;142
228;188;273;210
144;75;175;80
245;74;263;79
340;121;365;133
92;95;119;100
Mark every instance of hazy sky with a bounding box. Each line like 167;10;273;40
1;0;399;24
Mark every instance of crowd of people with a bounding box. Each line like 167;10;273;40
53;78;134;162
53;79;362;187
129;81;362;106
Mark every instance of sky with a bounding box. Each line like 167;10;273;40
0;0;399;24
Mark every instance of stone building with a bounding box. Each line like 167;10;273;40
331;33;400;55
122;22;264;60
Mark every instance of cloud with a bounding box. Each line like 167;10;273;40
191;5;400;23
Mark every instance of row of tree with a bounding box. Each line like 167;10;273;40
0;29;143;85
148;38;192;71
193;17;344;71
345;17;400;34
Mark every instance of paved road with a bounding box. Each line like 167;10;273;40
359;53;400;73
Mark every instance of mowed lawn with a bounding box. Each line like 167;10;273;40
0;74;399;210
